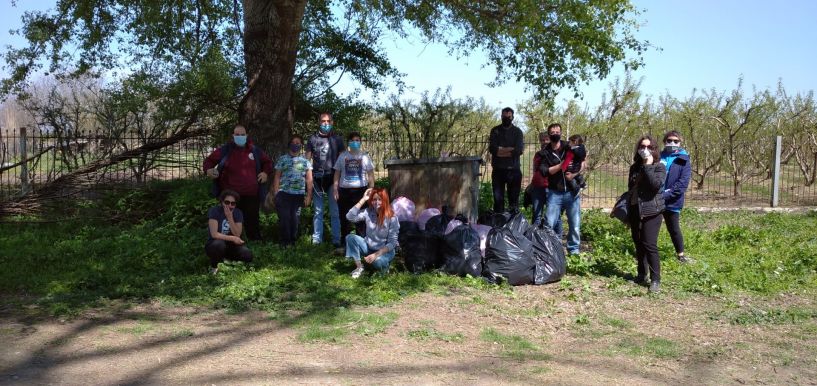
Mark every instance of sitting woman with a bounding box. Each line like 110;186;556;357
345;187;400;279
205;189;253;274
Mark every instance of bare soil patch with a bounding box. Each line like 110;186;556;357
2;280;816;385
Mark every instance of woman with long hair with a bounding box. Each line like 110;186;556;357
344;187;400;278
627;135;667;293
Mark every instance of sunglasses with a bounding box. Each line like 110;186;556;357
665;139;681;145
638;145;651;149
223;200;237;206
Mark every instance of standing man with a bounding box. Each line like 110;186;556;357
488;107;524;213
660;130;692;263
542;123;582;255
305;112;345;247
204;124;273;241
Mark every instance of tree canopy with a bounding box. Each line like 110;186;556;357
2;0;649;149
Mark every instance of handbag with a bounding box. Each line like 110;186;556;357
610;191;630;224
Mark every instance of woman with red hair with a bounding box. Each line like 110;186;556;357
344;187;400;278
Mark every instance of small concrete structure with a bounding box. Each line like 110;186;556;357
384;156;483;221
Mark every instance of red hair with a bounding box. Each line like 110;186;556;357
372;188;393;227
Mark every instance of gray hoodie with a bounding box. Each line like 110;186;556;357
346;206;400;252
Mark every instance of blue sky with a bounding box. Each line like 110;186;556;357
2;0;816;113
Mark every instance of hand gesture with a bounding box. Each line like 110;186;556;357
223;204;234;221
364;253;378;264
257;172;268;183
361;188;374;202
206;167;219;179
645;155;654;165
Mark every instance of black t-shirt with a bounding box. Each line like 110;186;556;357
541;140;570;192
306;133;345;176
207;205;244;242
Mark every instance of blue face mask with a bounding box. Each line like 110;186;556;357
289;143;302;153
349;140;361;151
233;135;247;147
320;124;333;133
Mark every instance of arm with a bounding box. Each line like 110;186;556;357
203;147;222;177
333;167;341;201
511;128;524;158
664;160;692;200
367;170;375;188
304;169;313;206
643;164;667;192
367;217;399;263
346;188;373;222
488;128;499;157
272;170;282;195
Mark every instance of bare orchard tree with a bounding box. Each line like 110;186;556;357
778;89;817;187
711;80;778;196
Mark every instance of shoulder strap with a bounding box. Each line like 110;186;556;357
251;145;262;174
216;143;231;171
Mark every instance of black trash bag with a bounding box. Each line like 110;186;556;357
399;227;441;273
482;226;536;286
398;221;420;248
524;225;567;284
504;212;531;235
441;224;483;277
478;211;511;228
425;213;452;236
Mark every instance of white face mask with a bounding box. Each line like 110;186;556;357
639;148;652;160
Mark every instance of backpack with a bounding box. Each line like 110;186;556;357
210;143;268;200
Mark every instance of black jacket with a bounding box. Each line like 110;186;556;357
627;162;666;218
540;140;571;192
488;124;524;169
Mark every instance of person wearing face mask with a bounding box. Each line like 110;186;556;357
488;107;525;213
530;132;562;234
627;135;667;293
305;112;346;247
345;187;400;278
659;130;692;263
333;131;375;249
205;189;253;274
204;124;273;241
541;123;583;255
271;135;313;246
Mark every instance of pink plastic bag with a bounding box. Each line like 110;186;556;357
417;208;441;230
391;196;416;222
470;223;492;257
444;219;464;235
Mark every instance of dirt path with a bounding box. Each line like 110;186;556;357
2;280;816;385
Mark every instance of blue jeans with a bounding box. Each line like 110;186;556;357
311;175;340;245
345;234;395;273
546;189;581;254
530;186;562;234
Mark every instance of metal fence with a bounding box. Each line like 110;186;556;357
2;126;816;207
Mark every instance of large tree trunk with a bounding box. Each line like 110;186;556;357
240;0;308;153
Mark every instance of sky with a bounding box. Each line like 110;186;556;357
2;0;816;118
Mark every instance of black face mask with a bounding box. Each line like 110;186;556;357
501;117;513;126
549;134;561;143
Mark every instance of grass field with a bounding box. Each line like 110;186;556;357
1;178;816;383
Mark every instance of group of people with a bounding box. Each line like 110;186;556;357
490;109;691;293
202;114;397;278
201;110;692;291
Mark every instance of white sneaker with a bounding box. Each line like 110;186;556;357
351;267;364;279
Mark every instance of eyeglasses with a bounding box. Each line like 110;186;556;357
223;200;237;206
665;139;681;145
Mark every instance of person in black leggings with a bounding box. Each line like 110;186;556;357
627;135;667;293
333;131;375;248
205;190;253;274
659;130;692;263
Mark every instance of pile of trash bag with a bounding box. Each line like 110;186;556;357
481;212;566;285
391;198;565;285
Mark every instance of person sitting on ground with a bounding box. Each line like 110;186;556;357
205;190;253;274
345;187;400;279
564;134;587;192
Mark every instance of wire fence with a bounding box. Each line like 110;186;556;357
2;126;816;208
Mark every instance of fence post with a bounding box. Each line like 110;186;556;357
770;135;782;207
19;126;30;195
